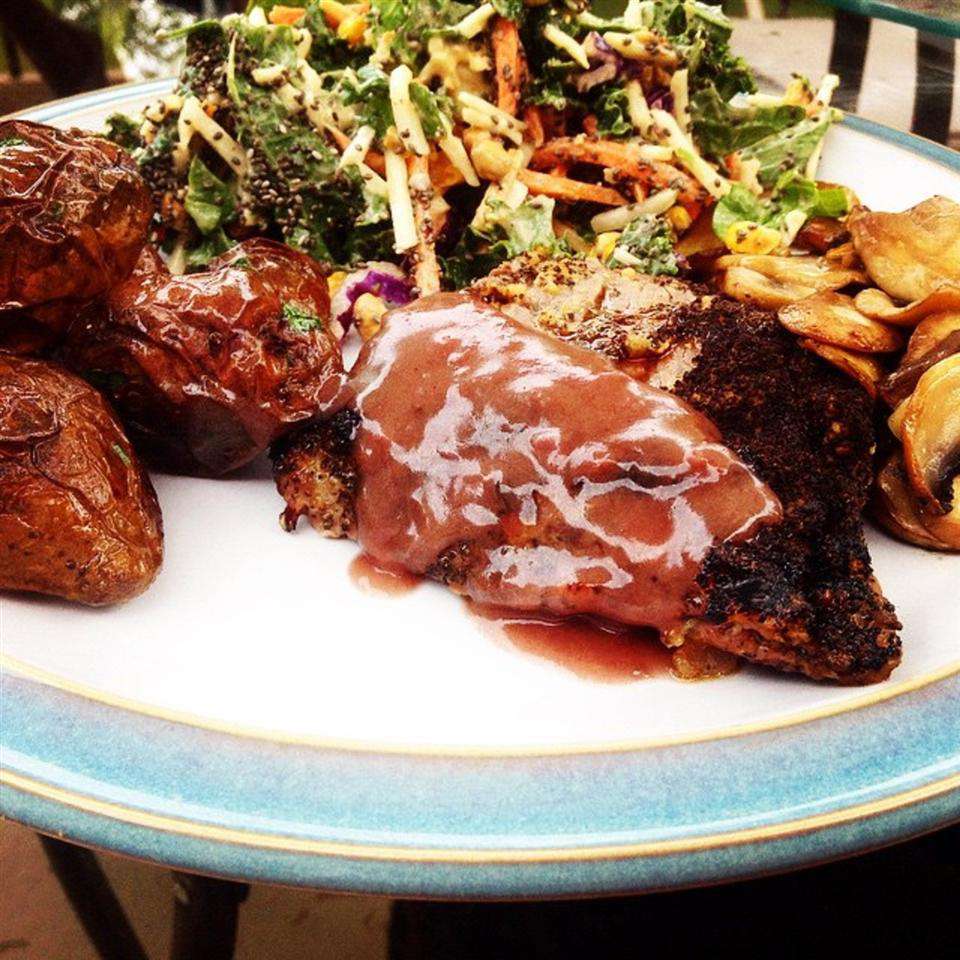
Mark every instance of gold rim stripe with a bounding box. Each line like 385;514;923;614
3;652;958;757
2;769;958;863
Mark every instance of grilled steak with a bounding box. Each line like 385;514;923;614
274;257;901;684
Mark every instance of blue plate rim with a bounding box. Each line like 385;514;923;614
2;82;959;897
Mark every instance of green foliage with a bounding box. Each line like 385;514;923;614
691;86;805;161
738;111;838;187
615;215;678;275
341;64;394;137
443;195;570;287
282;300;324;332
712;171;850;239
593;86;633;139
184;156;236;234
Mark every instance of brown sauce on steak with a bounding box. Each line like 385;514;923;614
341;293;781;633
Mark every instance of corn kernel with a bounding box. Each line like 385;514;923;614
723;220;781;255
624;330;656;358
320;0;351;25
666;205;692;233
327;271;347;300
355;293;387;340
338;14;367;45
593;232;619;262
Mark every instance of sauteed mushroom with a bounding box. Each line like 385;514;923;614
900;354;960;515
848;197;960;303
780;292;903;354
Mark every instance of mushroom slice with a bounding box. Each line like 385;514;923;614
719;266;818;309
715;254;866;292
824;241;862;270
921;477;960;549
900;353;960;515
854;285;960;327
873;452;956;551
779;292;904;353
799;338;885;397
888;398;908;440
881;312;960;407
848;196;960;302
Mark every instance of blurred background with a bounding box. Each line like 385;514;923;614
1;1;958;145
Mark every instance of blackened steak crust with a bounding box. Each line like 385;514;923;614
471;256;900;683
660;298;900;682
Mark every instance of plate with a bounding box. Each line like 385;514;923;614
1;81;958;898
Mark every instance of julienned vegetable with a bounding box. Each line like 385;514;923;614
108;0;846;289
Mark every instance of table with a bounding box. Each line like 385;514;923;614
823;0;959;142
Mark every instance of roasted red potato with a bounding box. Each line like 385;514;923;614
0;355;163;605
64;239;345;476
0;120;151;317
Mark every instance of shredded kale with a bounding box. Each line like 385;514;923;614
712;172;850;240
104;114;141;152
592;86;633;139
341;64;394;137
612;215;679;276
185;229;234;270
492;0;526;22
738;111;839;188
691;86;805;162
443;195;570;287
184;156;236;234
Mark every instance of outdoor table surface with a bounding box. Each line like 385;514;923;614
821;0;960;37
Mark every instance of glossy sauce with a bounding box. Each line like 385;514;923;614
348;552;421;595
467;603;672;682
344;294;781;634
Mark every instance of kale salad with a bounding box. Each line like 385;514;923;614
108;0;848;325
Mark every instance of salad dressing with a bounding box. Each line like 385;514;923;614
343;293;781;633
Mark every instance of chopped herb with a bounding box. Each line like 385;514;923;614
112;443;132;467
282;300;324;332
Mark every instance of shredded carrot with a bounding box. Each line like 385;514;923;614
319;1;368;28
546;164;568;178
523;105;545;147
531;138;706;217
517;169;627;206
428;151;465;193
492;17;523;117
268;5;307;26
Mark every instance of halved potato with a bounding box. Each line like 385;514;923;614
715;254;866;291
719;266;818;309
882;312;960;406
900;353;960;515
848;197;960;302
779;292;904;353
873;452;956;551
854;285;960;326
799;338;885;397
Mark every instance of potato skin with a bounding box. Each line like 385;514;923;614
0;356;163;606
0;120;152;313
64;239;345;476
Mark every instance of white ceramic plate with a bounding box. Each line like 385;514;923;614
1;83;958;898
